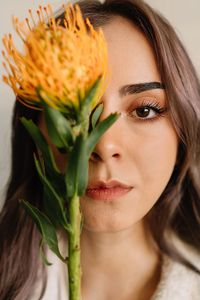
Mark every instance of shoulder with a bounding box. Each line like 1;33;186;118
151;234;200;300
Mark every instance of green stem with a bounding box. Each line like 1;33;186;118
68;191;82;300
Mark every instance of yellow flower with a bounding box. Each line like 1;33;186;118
2;4;108;111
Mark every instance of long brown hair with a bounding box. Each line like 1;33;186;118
1;0;200;298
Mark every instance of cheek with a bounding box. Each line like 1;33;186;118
134;120;179;204
80;198;128;232
80;120;179;232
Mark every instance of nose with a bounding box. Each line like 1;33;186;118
90;116;123;163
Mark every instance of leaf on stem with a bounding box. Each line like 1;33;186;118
36;88;74;150
65;135;89;197
84;78;102;107
80;77;102;120
40;240;53;266
87;113;120;156
20;117;60;175
21;199;67;263
34;155;70;231
91;103;104;129
44;107;74;150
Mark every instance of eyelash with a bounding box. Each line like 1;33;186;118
128;99;168;122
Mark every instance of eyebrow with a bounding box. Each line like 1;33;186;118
119;82;165;96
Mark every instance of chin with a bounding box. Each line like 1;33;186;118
82;218;139;233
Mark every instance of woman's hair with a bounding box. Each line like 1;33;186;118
1;0;200;298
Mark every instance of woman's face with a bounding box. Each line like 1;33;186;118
40;16;179;233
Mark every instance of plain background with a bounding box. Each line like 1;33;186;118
0;0;200;207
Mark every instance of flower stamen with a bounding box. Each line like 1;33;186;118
2;3;109;111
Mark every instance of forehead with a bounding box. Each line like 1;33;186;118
102;16;161;85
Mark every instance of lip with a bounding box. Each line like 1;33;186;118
86;180;133;201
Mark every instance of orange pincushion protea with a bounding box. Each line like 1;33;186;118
2;4;108;111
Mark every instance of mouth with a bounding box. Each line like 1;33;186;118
86;180;133;201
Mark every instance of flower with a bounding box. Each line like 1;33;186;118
2;4;108;111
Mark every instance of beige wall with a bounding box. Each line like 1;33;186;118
0;0;199;206
147;0;200;73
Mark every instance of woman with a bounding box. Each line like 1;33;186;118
0;0;200;299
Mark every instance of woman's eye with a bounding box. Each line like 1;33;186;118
129;103;167;121
133;106;157;119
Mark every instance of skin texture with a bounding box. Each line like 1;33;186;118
39;16;179;300
80;16;179;234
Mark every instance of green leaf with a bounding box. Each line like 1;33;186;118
43;185;61;229
20;117;60;175
80;215;84;234
34;155;70;230
20;199;67;263
77;140;88;196
65;135;89;197
38;152;67;199
91;103;104;129
84;77;102;108
44;106;74;150
80;78;102;120
40;239;52;266
87;113;120;156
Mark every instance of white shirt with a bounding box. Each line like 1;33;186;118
31;232;200;300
